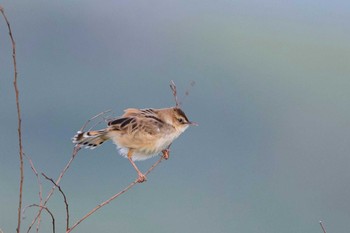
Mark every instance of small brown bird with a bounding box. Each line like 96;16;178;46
72;107;196;182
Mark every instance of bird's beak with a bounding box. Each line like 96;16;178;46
188;121;198;126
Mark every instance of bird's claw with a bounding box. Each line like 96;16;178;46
162;149;170;160
137;173;147;183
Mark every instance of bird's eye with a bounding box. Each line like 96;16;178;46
177;118;184;123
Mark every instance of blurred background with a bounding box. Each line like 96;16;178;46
1;1;349;232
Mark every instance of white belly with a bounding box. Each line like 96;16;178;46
115;132;181;161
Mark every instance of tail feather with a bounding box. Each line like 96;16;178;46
72;130;109;149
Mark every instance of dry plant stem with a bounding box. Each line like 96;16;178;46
81;109;112;131
319;221;327;233
28;111;109;233
0;6;23;233
87;110;113;131
42;173;70;232
24;205;55;233
170;80;180;107
67;156;164;233
23;153;43;233
27;146;80;233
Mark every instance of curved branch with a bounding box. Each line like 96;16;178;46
42;173;70;232
23;205;55;233
27;146;80;233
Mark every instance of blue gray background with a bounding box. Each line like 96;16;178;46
1;1;349;233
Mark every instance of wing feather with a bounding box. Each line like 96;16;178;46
107;108;164;135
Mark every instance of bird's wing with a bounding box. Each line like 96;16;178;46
107;108;164;135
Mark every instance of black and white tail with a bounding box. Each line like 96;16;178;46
72;130;109;149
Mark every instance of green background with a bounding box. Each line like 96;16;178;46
1;1;349;232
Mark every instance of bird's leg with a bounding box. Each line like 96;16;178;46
127;150;146;183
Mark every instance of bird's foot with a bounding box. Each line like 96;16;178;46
162;149;170;160
137;173;147;183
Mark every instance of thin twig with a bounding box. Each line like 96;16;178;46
0;6;23;233
87;110;113;131
81;109;111;131
42;173;70;232
23;153;43;233
27;146;80;233
67;155;164;233
23;204;55;233
170;80;180;107
27;111;110;233
170;80;195;107
319;221;327;233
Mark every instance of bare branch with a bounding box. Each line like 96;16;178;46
88;110;113;132
67;155;165;233
23;153;43;233
319;221;327;233
27;146;80;233
42;173;70;232
170;80;180;107
170;80;196;107
27;111;110;233
81;109;112;132
23;205;55;233
0;6;23;233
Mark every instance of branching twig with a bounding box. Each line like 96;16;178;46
170;80;195;107
0;6;23;233
81;109;111;131
23;205;55;233
27;147;80;233
88;110;113;131
27;111;111;233
42;173;70;232
170;80;180;107
67;155;165;233
23;153;43;233
319;221;327;233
